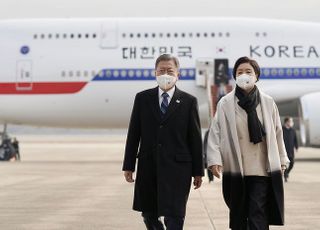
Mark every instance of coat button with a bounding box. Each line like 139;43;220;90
159;125;163;128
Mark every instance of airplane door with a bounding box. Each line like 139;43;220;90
100;21;118;49
16;60;33;91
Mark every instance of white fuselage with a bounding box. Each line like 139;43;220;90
0;17;320;132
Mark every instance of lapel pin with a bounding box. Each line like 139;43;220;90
176;99;180;103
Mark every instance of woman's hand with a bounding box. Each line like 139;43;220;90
209;165;223;179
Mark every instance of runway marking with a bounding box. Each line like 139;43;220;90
198;189;216;230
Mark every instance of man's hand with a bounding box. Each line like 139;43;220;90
209;165;223;179
124;171;135;183
193;176;202;189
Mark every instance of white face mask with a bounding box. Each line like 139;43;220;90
156;74;177;91
236;74;256;90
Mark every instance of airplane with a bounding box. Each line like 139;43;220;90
0;17;319;148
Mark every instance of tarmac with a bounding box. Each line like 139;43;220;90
0;134;319;230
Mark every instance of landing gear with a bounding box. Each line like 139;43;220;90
0;124;20;161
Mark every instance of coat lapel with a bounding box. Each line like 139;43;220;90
148;87;162;123
223;89;244;174
260;91;273;163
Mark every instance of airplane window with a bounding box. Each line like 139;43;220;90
136;70;142;77
106;70;112;77
218;32;223;37
181;33;185;38
69;71;73;77
174;33;178;38
143;70;149;77
301;69;307;76
316;68;320;76
286;69;293;76
48;34;52;39
189;33;193;37
144;33;148;38
263;32;267;37
137;33;141;38
278;69;284;76
308;69;315;76
196;33;200;38
128;70;134;78
255;32;260;37
77;71;81;77
93;34;97;38
188;69;195;76
152;33;156;38
203;33;207;37
167;33;171;38
70;34;74;39
99;71;104;78
84;71;88;77
130;33;134;38
181;70;187;77
271;69;277;76
92;70;96;77
264;69;270;76
41;34;45;39
122;33;126;38
159;33;163;38
121;70;127;77
56;34;59;39
85;34;89;38
63;34;67;39
151;71;155;77
211;33;215;37
293;68;300;76
113;70;120;77
34;34;37;39
78;34;82;39
61;71;66;77
226;32;230;37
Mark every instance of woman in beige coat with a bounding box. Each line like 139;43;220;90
207;57;290;230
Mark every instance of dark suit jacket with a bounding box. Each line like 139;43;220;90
122;86;204;217
282;126;298;159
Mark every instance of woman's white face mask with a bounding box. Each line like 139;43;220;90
236;74;256;90
156;74;177;91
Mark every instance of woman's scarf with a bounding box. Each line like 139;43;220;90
235;85;266;144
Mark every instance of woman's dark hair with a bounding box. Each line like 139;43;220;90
232;56;260;80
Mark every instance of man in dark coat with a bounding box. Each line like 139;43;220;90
122;54;204;230
282;117;299;182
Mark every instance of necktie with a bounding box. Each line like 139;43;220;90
160;92;169;114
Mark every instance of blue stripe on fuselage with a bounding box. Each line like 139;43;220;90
92;67;320;81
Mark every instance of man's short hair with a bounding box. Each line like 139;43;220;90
284;117;292;123
155;54;180;69
232;56;260;81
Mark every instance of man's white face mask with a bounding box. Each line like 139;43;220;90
236;74;256;90
156;74;177;91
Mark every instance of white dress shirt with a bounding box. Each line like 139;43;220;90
158;86;176;108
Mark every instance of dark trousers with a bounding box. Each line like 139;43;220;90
233;176;270;230
142;212;184;230
284;157;294;179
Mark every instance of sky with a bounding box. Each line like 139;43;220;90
0;0;320;22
